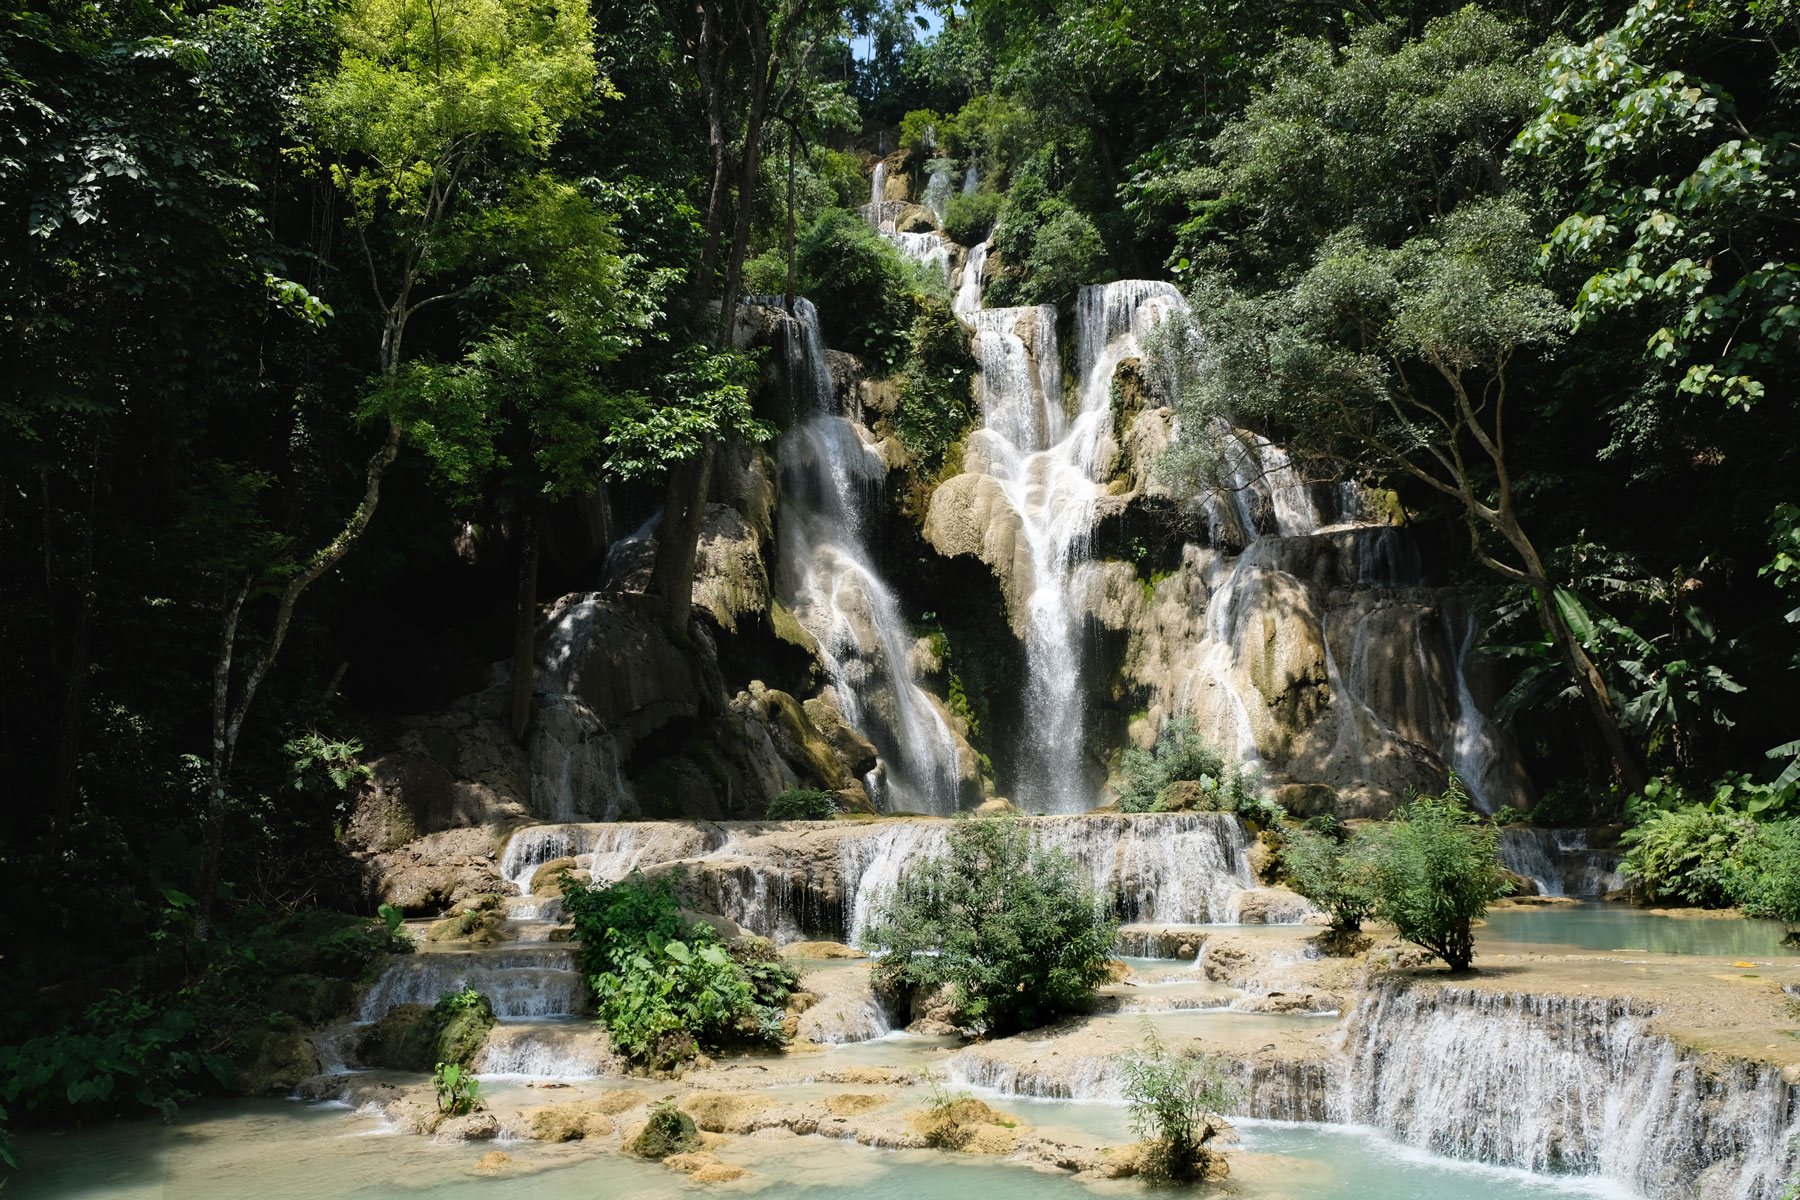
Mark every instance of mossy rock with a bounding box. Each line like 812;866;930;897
356;1004;440;1071
426;906;511;945
355;991;496;1072
628;1104;700;1159
234;1028;320;1096
266;973;358;1025
436;993;498;1066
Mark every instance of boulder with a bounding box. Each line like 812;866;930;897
679;1092;779;1134
804;695;880;778
234;1029;320;1096
361;827;515;917
434;1112;500;1142
526;1101;617;1142
693;503;770;635
1232;887;1316;925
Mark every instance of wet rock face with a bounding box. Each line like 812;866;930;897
362;827;516;916
234;1029;321;1096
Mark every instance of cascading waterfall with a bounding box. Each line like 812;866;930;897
358;947;588;1023
497;814;1265;945
961;282;1183;810
954;241;987;315
869;162;885;209
922;159;955;225
773;298;964;814
962;164;977;195
1339;982;1800;1200
888;230;951;284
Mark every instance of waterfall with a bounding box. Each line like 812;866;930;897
889;230;952;285
869;162;885;210
359;947;588;1023
961;283;1183;810
962;165;977;195
474;1024;615;1078
774;298;964;814
922;159;955;225
1497;827;1565;895
498;814;1268;945
1443;603;1511;813
1340;982;1800;1200
954;242;987;315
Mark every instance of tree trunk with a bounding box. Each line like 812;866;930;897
508;503;542;745
195;420;403;940
647;442;714;633
784;124;798;312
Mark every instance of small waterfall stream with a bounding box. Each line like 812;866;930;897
960;283;1183;810
772;298;964;814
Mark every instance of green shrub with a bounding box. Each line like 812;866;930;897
1024;203;1106;301
1359;782;1512;971
1279;827;1377;933
1117;1020;1239;1182
794;209;915;369
1115;718;1267;820
766;788;838;820
1724;820;1800;924
429;987;495;1067
432;1060;481;1116
899;108;954;154
1620;804;1754;906
942;191;1002;245
1490;805;1532;826
742;247;788;296
895;294;976;466
562;873;799;1068
863;817;1118;1037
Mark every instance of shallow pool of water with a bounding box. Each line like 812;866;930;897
6;1099;1634;1200
1479;902;1796;958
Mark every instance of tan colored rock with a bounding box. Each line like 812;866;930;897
974;797;1020;817
923;471;1036;638
1232;887;1316;925
782;940;866;960
525;1101;617;1142
434;1112;499;1142
473;1151;513;1174
824;1093;891;1117
804;696;879;777
679;1092;779;1134
690;1162;750;1183
906;1098;1025;1153
693;503;770;635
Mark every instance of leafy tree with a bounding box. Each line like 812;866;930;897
1279;827;1377;934
1517;0;1800;410
1117;1020;1239;1182
1359;783;1512;970
1724;820;1800;928
863;817;1118;1037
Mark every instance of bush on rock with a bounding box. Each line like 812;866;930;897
863;817;1117;1036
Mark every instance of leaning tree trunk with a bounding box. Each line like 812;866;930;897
647;443;715;633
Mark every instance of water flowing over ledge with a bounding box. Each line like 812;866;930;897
954;975;1800;1200
498;813;1263;943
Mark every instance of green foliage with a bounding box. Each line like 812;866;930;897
1490;805;1532;826
766;788;838;821
1723;821;1800;925
0;994;232;1123
1279;828;1377;934
899;108;957;155
795;210;918;369
1518;0;1799;409
1115;718;1265;819
305;0;599;222
432;1061;482;1116
1359;782;1512;971
864;817;1118;1037
894;295;977;466
283;733;370;797
562;873;797;1068
942;191;1003;246
1117;1020;1239;1182
1024;205;1106;301
1621;802;1755;906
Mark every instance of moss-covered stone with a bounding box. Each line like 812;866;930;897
435;993;497;1066
265;973;358;1025
354;990;496;1072
627;1103;700;1159
234;1028;321;1096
